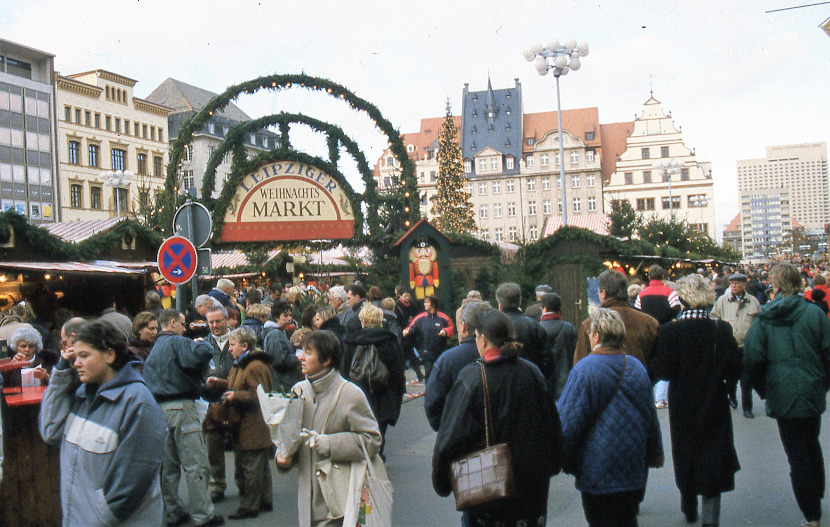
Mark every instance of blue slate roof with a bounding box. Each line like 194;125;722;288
460;78;523;176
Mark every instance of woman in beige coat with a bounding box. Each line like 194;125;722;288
276;330;382;527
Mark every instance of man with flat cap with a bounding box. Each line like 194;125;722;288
711;272;761;418
525;284;553;321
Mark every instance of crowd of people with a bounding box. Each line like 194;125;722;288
0;258;828;526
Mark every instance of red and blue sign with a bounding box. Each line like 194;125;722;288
157;236;197;284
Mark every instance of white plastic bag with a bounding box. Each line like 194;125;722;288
256;385;304;457
343;438;393;527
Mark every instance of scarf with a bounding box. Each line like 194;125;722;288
540;312;563;321
679;308;710;320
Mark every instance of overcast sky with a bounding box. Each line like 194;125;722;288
3;0;829;238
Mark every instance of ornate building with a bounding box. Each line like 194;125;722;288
57;70;171;221
603;95;715;238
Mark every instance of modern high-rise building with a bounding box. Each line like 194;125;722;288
603;95;716;238
737;143;829;233
739;189;792;259
146;78;279;199
56;70;171;222
0;39;58;223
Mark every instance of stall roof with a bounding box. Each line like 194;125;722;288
0;261;144;275
42;217;124;243
543;213;610;237
212;250;281;269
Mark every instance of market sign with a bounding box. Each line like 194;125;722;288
221;161;355;242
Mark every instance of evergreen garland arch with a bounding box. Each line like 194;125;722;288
162;74;419;250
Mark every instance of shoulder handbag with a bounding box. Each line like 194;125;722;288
449;361;517;511
562;355;628;475
314;382;353;520
206;402;241;432
350;344;389;388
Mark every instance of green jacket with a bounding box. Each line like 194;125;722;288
744;294;830;419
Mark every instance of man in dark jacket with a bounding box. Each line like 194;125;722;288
496;282;550;377
634;265;681;325
574;270;659;368
402;295;455;381
539;293;577;398
424;301;493;430
143;309;224;527
201;305;233;503
394;285;424;381
344;283;368;338
262;299;301;391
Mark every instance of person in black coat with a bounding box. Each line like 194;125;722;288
342;304;405;457
433;310;563;527
496;282;551;377
312;305;345;345
653;274;741;527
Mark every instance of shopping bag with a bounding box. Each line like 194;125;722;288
344;437;393;527
256;385;304;457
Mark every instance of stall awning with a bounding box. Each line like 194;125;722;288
41;217;124;243
0;261;144;275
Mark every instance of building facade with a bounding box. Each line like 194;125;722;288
56;70;171;222
0;39;57;223
146;78;279;199
604;95;716;238
739;189;792;259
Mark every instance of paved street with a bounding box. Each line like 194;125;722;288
208;387;827;526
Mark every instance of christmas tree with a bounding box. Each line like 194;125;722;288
431;100;476;234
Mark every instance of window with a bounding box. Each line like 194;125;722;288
479;205;488;219
681;168;690;181
527;179;535;192
588;196;597;211
184;144;193;162
95;113;101;128
88;144;99;167
661;146;669;158
643;170;652;184
636;198;647;211
64;106;71;121
540;153;549;167
570;151;579;165
158;128;164;142
150;127;156;141
506;180;515;193
70;184;82;208
509;227;517;241
555;152;561;165
572;175;580;188
508;202;516;217
478;183;487;195
573;198;581;213
90;186;102;209
541;177;550;190
111;148;126;170
134;122;140;136
466;183;473;196
586;150;595;163
430;171;436;182
543;200;551;215
464;161;471;173
525;155;534;168
493;181;501;194
525;137;535;146
105;116;111;131
68;141;80;164
143;124;148;138
74;108;81;124
585;131;595;141
481;229;490;241
528;201;537;215
154;156;163;177
529;226;538;240
182;170;195;189
114;188;129;212
495;228;504;241
641;147;650;159
586;173;595;187
419;172;425;183
490;158;498;170
624;172;633;185
114;118;120;133
479;159;487;172
494;203;503;218
137;153;147;175
506;157;514;170
661;196;681;210
85;111;91;126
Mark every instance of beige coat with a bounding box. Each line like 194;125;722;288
291;369;381;527
710;292;761;347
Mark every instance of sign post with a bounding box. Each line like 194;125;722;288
172;196;213;313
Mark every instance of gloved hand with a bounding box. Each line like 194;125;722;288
300;428;331;456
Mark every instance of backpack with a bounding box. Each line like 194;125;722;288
350;344;389;388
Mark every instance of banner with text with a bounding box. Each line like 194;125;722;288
221;161;355;242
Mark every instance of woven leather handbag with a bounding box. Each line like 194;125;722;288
450;361;516;510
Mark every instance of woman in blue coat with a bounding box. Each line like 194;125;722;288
39;320;167;527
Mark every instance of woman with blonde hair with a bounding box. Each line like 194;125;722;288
653;273;741;526
342;304;405;457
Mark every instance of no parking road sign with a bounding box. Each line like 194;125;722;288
157;236;198;284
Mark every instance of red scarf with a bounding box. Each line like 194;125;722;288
540;312;563;321
483;348;501;361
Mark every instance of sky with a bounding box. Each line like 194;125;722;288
3;0;829;239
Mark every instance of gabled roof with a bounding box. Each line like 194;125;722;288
723;213;741;233
461;79;523;174
145;78;251;122
542;213;609;237
522;107;601;153
42;217;124;243
374;115;460;175
599;121;634;184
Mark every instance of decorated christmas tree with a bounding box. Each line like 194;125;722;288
430;101;476;234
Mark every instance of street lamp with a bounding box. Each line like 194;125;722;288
98;170;134;219
524;38;589;227
652;159;685;219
